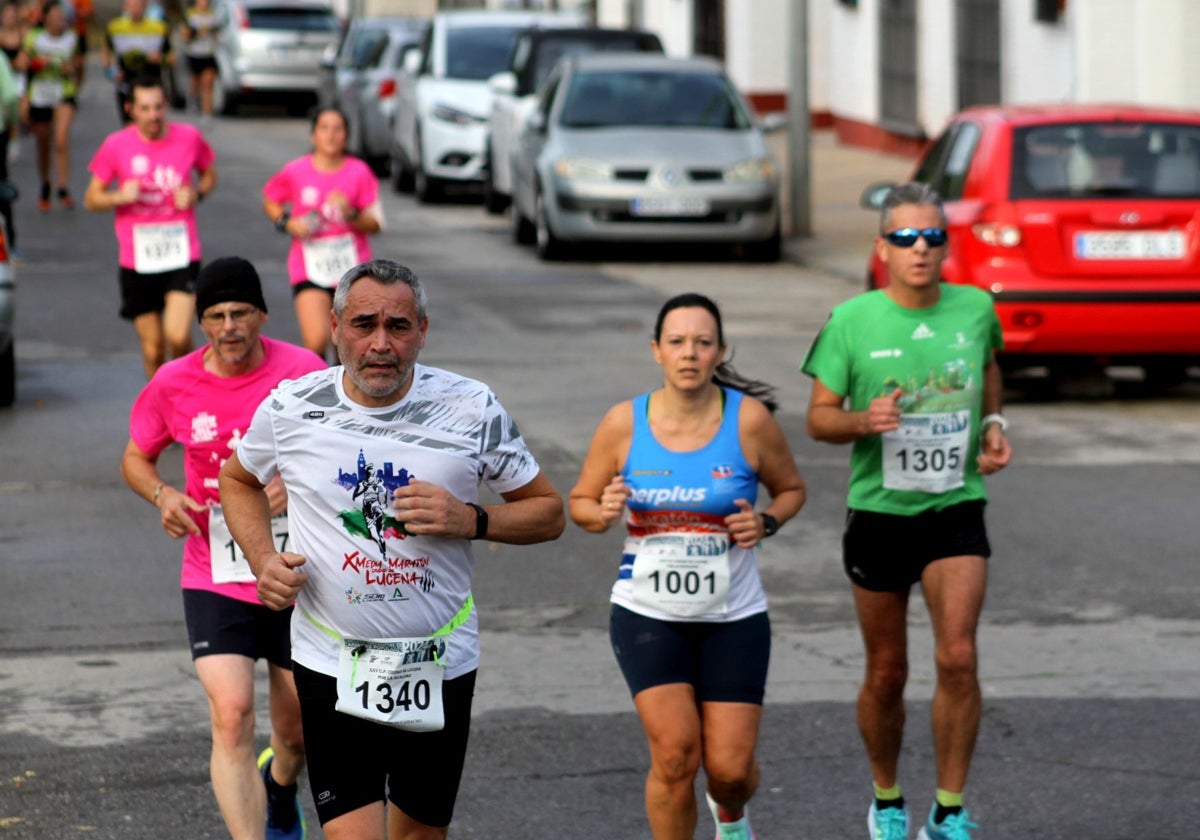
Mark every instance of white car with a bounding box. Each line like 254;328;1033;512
390;9;581;202
483;26;662;214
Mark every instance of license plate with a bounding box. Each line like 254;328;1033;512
1074;231;1186;260
630;196;710;217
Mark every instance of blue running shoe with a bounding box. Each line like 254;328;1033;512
868;801;909;840
258;747;306;840
705;792;758;840
917;804;978;840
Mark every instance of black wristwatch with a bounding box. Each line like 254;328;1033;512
466;503;488;540
274;210;291;233
760;512;779;538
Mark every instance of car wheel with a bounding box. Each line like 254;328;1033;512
0;339;14;408
391;150;414;193
511;196;535;245
743;223;781;263
482;146;508;215
213;74;237;116
413;134;441;204
535;188;566;261
1143;362;1191;388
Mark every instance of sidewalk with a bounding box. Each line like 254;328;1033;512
770;129;916;281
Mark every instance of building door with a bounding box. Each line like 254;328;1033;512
693;0;724;60
879;0;918;133
956;0;1001;108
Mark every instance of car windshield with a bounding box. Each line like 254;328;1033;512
528;35;657;88
445;25;525;80
246;7;339;31
559;70;751;130
1012;121;1200;199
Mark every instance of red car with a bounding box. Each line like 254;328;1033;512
862;104;1200;382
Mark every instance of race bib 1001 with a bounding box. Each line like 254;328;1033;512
631;532;731;617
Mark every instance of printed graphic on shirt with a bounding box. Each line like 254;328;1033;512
336;448;413;560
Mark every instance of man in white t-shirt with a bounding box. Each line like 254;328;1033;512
219;259;565;840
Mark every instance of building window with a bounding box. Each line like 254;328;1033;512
1034;0;1065;23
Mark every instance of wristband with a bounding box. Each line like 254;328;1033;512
466;503;488;540
152;483;166;504
274;210;291;233
980;413;1008;432
346;207;360;222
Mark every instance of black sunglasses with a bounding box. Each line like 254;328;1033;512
883;227;948;248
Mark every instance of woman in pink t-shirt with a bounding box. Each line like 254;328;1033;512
262;107;382;359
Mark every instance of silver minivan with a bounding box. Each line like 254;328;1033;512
211;0;341;114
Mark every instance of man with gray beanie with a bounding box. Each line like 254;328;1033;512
120;256;326;839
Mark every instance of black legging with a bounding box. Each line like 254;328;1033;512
0;129;16;249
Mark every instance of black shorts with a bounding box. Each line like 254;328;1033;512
842;500;991;592
291;280;334;298
186;55;218;74
28;99;77;123
609;604;770;704
292;663;476;828
181;588;294;667
118;261;200;320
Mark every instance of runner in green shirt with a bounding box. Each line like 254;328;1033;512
801;182;1012;840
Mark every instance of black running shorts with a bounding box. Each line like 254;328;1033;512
292;664;477;828
118;260;200;320
181;588;293;667
842;500;991;592
609;604;770;704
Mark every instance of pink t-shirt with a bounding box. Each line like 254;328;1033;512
128;336;326;603
88;122;216;270
262;154;378;285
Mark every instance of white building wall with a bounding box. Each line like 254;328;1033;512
826;0;878;125
723;0;788;97
1001;0;1074;104
918;0;955;134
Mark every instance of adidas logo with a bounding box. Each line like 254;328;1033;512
911;323;936;340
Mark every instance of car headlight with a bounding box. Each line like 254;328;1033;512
431;103;479;126
553;157;614;183
724;157;776;183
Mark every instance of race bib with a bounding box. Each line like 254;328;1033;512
335;636;445;731
631;532;731;617
132;221;189;274
207;504;290;584
29;78;64;108
301;234;357;289
881;410;970;493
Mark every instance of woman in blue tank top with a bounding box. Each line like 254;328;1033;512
569;293;806;840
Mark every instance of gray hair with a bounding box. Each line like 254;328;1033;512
333;259;427;321
879;181;947;233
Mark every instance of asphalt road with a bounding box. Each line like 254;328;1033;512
1;71;1199;839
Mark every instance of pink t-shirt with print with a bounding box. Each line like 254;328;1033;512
88;122;216;270
128;336;326;604
262;154;378;285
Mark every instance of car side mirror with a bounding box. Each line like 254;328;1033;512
403;48;422;75
757;112;787;133
860;181;897;210
488;71;517;96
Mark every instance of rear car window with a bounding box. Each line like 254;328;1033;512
246;8;340;31
560;70;751;130
1011;122;1200;199
527;35;661;90
445;25;524;80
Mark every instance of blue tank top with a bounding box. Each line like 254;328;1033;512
611;387;767;622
